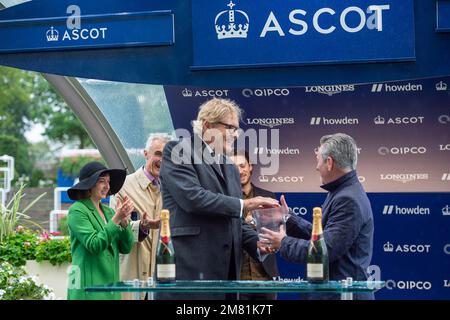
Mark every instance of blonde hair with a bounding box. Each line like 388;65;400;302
192;98;243;136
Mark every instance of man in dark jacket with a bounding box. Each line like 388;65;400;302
230;150;279;300
159;98;278;299
261;133;374;299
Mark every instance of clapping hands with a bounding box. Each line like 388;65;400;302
113;195;134;227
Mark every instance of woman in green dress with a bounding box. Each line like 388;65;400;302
66;161;134;300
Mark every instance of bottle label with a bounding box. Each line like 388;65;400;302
157;264;176;278
307;263;323;278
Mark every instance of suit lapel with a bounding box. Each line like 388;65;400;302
192;135;226;182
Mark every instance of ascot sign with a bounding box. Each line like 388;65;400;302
0;3;174;53
192;0;415;68
259;4;390;37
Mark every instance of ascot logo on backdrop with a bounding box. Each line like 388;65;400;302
181;88;230;98
314;146;362;155
436;81;448;91
380;173;429;183
373;115;425;125
46;5;108;43
371;82;423;93
310;116;359;126
443;205;450;216
383;242;431;254
246;118;295;128
382;205;430;215
304;85;354;96
259;175;304;183
378;146;427;156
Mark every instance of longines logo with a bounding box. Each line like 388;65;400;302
439;144;450;151
385;280;432;290
246;118;295;128
444;280;450;288
242;88;290;98
436;81;448;91
358;176;366;183
442;173;450;181
373;115;424;125
371;83;422;93
380;173;429;183
443;205;450;216
378;146;427;156
304;85;354;96
438;115;450;124
383;242;431;253
215;1;249;40
310;117;359;126
181;88;229;98
259;175;304;183
382;205;430;215
254;147;300;155
46;5;108;43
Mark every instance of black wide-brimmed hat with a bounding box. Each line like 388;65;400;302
67;161;126;200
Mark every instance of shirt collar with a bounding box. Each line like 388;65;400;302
199;135;222;162
142;166;159;187
320;170;358;192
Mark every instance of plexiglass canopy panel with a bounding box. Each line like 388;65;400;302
78;78;174;170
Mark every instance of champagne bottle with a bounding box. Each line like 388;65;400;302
156;209;176;283
307;207;329;283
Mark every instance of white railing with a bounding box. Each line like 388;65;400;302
49;187;70;233
0;155;14;208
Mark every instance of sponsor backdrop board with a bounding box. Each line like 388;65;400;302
164;75;450;299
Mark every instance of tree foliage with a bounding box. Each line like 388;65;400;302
0;66;94;184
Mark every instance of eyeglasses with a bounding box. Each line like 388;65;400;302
214;121;240;133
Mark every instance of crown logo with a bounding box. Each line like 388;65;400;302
46;26;59;42
383;242;394;252
374;116;385;125
436;81;448;91
215;1;249;40
259;175;269;183
443;205;450;216
182;88;193;97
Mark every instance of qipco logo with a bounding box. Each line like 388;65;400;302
242;88;290;98
444;244;450;255
290;207;308;216
385;280;432;291
378;146;427;156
